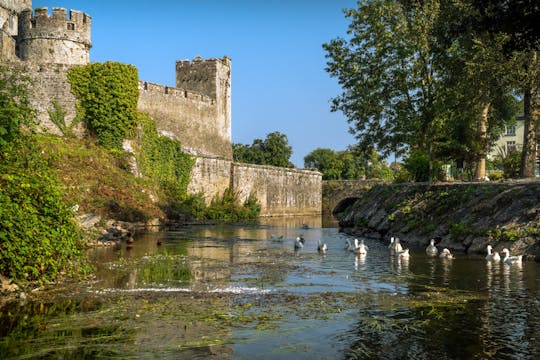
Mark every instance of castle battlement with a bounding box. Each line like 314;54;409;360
139;81;214;105
17;7;91;64
19;7;91;44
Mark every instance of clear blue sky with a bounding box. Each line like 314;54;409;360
32;0;358;167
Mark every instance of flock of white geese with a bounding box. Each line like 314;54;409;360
292;235;524;265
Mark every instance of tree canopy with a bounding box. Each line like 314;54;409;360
233;131;293;168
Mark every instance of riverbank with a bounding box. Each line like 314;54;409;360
338;181;540;260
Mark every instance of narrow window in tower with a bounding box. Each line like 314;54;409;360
67;22;75;30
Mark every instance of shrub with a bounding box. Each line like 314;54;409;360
0;138;87;284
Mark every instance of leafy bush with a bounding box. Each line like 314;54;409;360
67;62;139;149
204;189;261;222
0;138;87;284
403;149;445;182
487;171;504;181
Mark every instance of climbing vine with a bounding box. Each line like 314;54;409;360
67;62;139;149
137;113;194;198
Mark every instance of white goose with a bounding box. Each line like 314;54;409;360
345;239;355;251
439;248;454;259
501;248;523;265
354;238;368;255
485;245;500;261
294;237;304;250
317;239;328;253
389;237;403;254
426;239;438;257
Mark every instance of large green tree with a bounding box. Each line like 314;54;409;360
233;131;293;167
323;0;442;157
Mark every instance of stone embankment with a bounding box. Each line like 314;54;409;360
339;181;540;261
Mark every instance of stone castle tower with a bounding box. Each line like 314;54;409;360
0;0;91;64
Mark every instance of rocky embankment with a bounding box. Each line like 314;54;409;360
339;181;540;261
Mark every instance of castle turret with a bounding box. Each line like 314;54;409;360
17;7;91;65
176;56;232;153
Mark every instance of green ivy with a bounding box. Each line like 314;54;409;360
137;113;194;198
67;62;139;149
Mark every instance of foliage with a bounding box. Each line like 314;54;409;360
492;149;522;179
47;100;81;137
304;146;394;180
0;65;34;150
205;189;261;222
233;131;293;167
67;62;139;150
402;150;431;182
323;0;442;157
137;113;194;199
170;190;261;222
0;137;87;284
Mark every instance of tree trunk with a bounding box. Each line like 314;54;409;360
520;51;539;178
475;102;490;180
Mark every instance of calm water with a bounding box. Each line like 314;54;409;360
1;216;539;359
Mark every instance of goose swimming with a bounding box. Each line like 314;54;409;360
501;248;522;265
426;239;438;257
294;237;304;250
439;248;453;259
354;238;368;255
317;239;328;253
389;237;403;254
485;245;500;261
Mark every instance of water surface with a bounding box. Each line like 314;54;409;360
1;216;539;359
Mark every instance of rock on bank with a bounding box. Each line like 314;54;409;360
339;182;540;260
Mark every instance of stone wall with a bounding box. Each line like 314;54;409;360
24;63;82;135
231;163;322;217
138;81;232;160
187;156;232;202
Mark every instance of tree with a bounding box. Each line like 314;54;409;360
304;148;344;179
233;131;293;167
323;0;442;158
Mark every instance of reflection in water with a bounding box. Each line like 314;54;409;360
1;218;539;359
355;253;366;270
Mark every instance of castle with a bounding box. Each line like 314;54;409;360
0;0;322;217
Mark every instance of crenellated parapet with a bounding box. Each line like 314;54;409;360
17;7;91;64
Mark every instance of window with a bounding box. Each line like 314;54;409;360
506;141;516;152
67;23;75;30
505;125;516;136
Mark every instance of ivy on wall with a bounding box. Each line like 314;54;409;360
67;62;139;149
137;113;194;198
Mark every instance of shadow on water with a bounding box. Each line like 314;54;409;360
1;216;539;359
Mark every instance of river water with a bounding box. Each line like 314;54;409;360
1;216;539;359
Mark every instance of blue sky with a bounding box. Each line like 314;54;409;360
32;0;358;167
